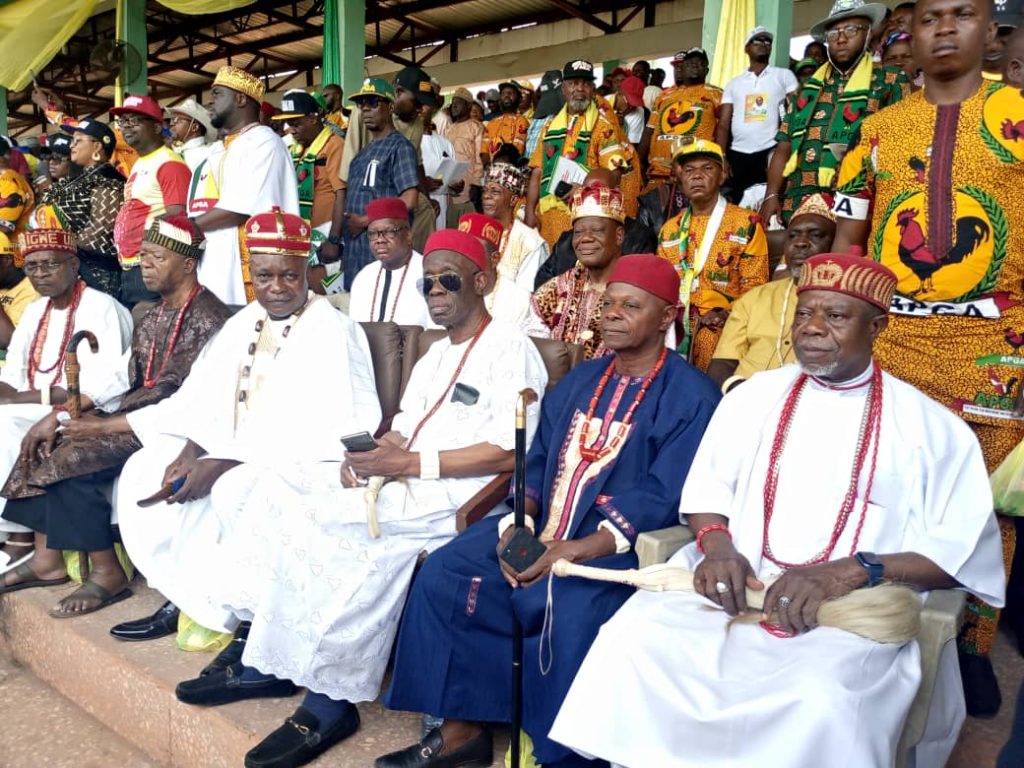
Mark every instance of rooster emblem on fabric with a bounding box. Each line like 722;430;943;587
660;102;702;136
895;207;990;295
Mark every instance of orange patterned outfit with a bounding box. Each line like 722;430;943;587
531;264;608;360
485;113;529;158
836;82;1024;655
529;103;632;247
645;83;723;189
657;202;768;371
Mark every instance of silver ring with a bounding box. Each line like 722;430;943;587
715;581;731;594
777;596;792;609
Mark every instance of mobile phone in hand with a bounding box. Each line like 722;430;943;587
500;527;547;572
340;431;379;452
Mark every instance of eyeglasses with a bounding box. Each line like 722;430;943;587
750;37;773;45
357;97;386;110
117;114;151;127
824;24;869;41
367;226;409;241
417;272;470;295
23;258;72;275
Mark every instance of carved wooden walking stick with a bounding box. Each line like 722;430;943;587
65;330;98;578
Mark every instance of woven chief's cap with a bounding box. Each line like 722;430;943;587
796;250;897;312
213;65;266;102
244;207;311;258
570;183;625;223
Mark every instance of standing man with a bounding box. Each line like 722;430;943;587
716;27;798;204
341;79;420;291
485;81;529;160
378;254;720;768
707;193;836;392
526;59;632;248
762;0;909;224
272;90;345;277
188;66;299;306
632;59;663;110
111;95;192;307
167;99;214;173
640;48;723;193
348;197;435;327
1;215;231;616
443;87;487;226
321;83;349;137
658;140;769;371
832;0;1024;717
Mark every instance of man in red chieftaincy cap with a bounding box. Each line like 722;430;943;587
551;250;1005;768
377;252;721;768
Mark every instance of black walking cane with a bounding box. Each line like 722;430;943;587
511;387;537;768
65;330;98;579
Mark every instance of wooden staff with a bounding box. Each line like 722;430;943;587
65;330;98;419
511;387;537;768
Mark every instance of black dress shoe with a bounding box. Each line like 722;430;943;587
244;704;360;768
199;620;251;677
175;662;298;706
109;600;180;641
374;727;492;768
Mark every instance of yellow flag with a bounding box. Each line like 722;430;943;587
708;0;757;89
0;0;98;92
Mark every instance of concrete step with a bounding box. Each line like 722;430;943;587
0;580;508;767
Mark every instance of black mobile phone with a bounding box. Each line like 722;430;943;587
500;527;547;572
553;180;573;199
451;382;480;405
340;431;378;452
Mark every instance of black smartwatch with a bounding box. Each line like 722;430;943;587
854;551;884;587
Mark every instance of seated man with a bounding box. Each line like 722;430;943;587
0;228;132;574
0;214;231;615
0;231;39;368
348;197;436;327
479;162;550;291
551;253;1005;767
657;139;768;371
377;254;721;768
164;229;548;768
707;193;836;393
457;213;543;334
530;184;625;359
113;208;381;641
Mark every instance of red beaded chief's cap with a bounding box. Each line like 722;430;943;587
244;207;311;259
19;228;77;257
423;229;488;271
796;250;897;312
608;253;680;306
457;213;504;251
366;197;410;224
570;183;625;223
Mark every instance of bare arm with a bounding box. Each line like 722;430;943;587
706;359;739;389
399;187;419;213
638;126;654;165
832;217;871;255
759;139;791;221
525;166;541;228
193;208;248;233
0;304;13;349
715;104;733;152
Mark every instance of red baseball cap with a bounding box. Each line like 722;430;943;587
619;76;645;109
110;94;164;122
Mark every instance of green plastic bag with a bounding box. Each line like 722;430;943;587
991;439;1024;516
61;543;135;584
176;611;234;653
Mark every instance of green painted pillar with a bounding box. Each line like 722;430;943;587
118;0;148;96
756;0;794;67
324;0;365;101
702;0;723;67
0;88;8;137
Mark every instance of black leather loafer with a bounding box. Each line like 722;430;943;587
374;727;492;768
175;662;297;706
109;600;180;641
244;703;361;768
199;621;251;677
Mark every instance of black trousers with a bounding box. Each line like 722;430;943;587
725;146;774;204
118;265;159;308
3;466;121;551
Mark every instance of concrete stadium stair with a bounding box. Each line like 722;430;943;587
0;580;506;767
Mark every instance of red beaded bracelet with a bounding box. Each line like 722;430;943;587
696;523;731;554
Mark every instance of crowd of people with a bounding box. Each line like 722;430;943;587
0;0;1023;765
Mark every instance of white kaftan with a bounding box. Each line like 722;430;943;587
551;363;1005;768
188;125;299;305
347;251;439;328
0;288;131;528
116;296;381;630
203;320;547;702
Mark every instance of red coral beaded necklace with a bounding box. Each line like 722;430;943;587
578;346;668;463
27;279;85;390
143;284;202;389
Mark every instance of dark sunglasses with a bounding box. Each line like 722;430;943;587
417;272;467;295
357;96;386;109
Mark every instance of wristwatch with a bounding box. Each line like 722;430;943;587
327;233;342;245
854;551;884;587
55;411;71;426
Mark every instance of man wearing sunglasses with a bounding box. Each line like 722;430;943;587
340;79;420;291
110;94;192;307
762;0;910;226
348;196;437;327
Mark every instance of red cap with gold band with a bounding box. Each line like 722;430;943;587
796;250;897;312
19;228;77;257
423;229;488;271
244;207;311;258
366;197;409;224
608;253;680;306
457;213;504;251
